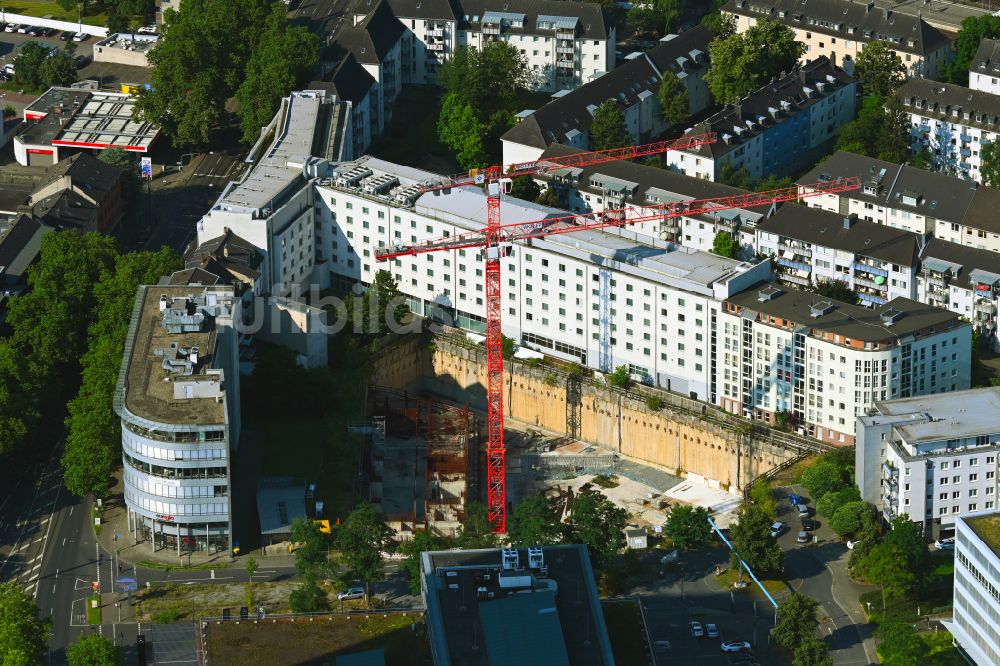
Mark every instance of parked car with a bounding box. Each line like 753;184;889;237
137;25;157;34
26;26;41;36
17;24;30;33
935;538;956;551
705;623;720;638
73;54;90;68
797;531;809;543
337;587;364;601
801;518;818;531
59;30;74;40
72;31;86;42
689;621;705;637
769;521;784;538
4;23;17;32
796;503;810;517
721;640;753;653
788;493;803;505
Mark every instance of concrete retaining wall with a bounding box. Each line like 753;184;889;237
0;13;108;37
373;334;800;491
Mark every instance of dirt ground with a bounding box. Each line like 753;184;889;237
205;613;430;665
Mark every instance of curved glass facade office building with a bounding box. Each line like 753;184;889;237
114;285;241;554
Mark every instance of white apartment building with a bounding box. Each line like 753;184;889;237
970;38;1000;96
899;78;1000;185
945;511;1000;666
720;284;971;445
534;144;771;258
666;57;855;183
756;205;921;306
723;0;951;80
501;27;713;165
800;151;1000;254
381;0;613;91
856;389;1000;541
918;239;1000;350
113;285;242;554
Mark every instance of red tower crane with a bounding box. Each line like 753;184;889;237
375;137;860;534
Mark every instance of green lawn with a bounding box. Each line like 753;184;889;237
4;0;107;25
87;594;101;624
602;600;651;666
923;630;966;666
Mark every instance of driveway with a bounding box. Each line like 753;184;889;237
778;485;877;666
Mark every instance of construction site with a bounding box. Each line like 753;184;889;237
361;386;480;540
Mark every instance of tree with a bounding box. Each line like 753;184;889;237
134;0;279;146
62;248;181;497
456;501;499;549
836;95;910;162
981;139;1000;188
878;95;911;163
40;51;77;88
793;635;833;666
859;517;931;600
816;486;861;518
854;40;905;99
569;489;627;570
705;19;805;104
628;5;665;37
607;365;631;388
336;501;395;602
67;633;120;666
0;340;38;458
399;531;449;595
508;496;561;547
718;160;751;189
729;501;783;576
0;581;50;665
947;15;1000;86
748;478;777;518
98;147;141;200
711;231;740;259
289;574;327;612
509;176;540;202
773;592;820;650
590;100;631;151
754;174;794;192
658;70;689;129
810;278;857;304
665;505;713;550
246;558;258;580
800;461;848;500
876;621;928;665
536;188;561;207
437;92;489;172
235;5;318;143
290;517;330;577
348;269;413;335
829;501;877;538
13;41;54;91
700;0;735;38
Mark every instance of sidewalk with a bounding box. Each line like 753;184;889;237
94;472;296;571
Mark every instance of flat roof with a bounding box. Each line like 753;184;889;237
873;387;1000;444
256;477;307;535
123;285;235;425
478;591;570;666
726;283;963;343
20;88;158;152
965;512;1000;560
421;545;614;666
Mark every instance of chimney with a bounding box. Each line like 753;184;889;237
223;245;230;258
884;6;891;19
843;213;858;229
189;347;199;366
799;69;807;84
866;1;874;12
732;102;742;118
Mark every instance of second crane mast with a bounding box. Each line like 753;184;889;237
375;137;861;534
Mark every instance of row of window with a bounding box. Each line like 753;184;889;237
124;452;228;481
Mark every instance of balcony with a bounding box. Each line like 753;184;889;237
778;241;812;257
854;276;888;291
427;27;444;37
556;29;575;39
961;133;973;142
854;260;888;278
778;271;811;287
858;290;887;305
776;257;811;272
483;24;501;35
556;58;575;68
961;148;973;157
427;42;444;51
556;46;575;55
927;291;948;307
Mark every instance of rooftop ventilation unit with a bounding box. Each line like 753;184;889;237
333;166;372;188
810;300;835;317
391;183;423;205
880;308;904;325
528;547;544;570
758;285;782;302
360;174;399;196
502;547;520;570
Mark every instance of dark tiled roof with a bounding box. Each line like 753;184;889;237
455;0;608;40
31;190;99;232
167;267;222;286
723;0;949;56
539;143;769;221
0;215;46;283
963;186;1000;235
186;228;263;282
899;78;1000;134
758;203;921;266
335;0;405;65
971;37;1000;76
36;153;122;206
385;0;457;20
920;237;1000;291
502;26;712;149
797;151;980;225
682;57;854;159
727;284;962;343
325;54;377;103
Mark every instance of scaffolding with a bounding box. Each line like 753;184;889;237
364;386;475;540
